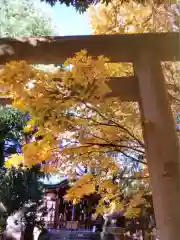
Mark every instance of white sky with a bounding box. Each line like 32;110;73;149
37;1;92;35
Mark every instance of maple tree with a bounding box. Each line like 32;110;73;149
64;0;180;219
0;51;149;219
87;0;180;219
87;0;180;222
0;0;180;222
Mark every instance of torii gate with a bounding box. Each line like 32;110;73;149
0;32;179;240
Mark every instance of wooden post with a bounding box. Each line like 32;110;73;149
134;51;180;240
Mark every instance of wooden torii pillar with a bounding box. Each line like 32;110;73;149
134;51;180;240
0;33;179;240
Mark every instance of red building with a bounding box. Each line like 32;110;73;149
43;178;100;230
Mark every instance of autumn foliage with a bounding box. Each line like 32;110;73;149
0;0;180;219
0;50;148;217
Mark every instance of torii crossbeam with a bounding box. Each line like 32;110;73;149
0;32;179;240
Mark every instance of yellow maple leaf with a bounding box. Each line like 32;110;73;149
4;154;24;168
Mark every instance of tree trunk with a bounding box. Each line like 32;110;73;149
23;224;34;240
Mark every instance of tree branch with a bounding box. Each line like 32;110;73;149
82;101;145;148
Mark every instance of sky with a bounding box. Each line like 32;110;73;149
37;1;92;35
52;4;92;35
